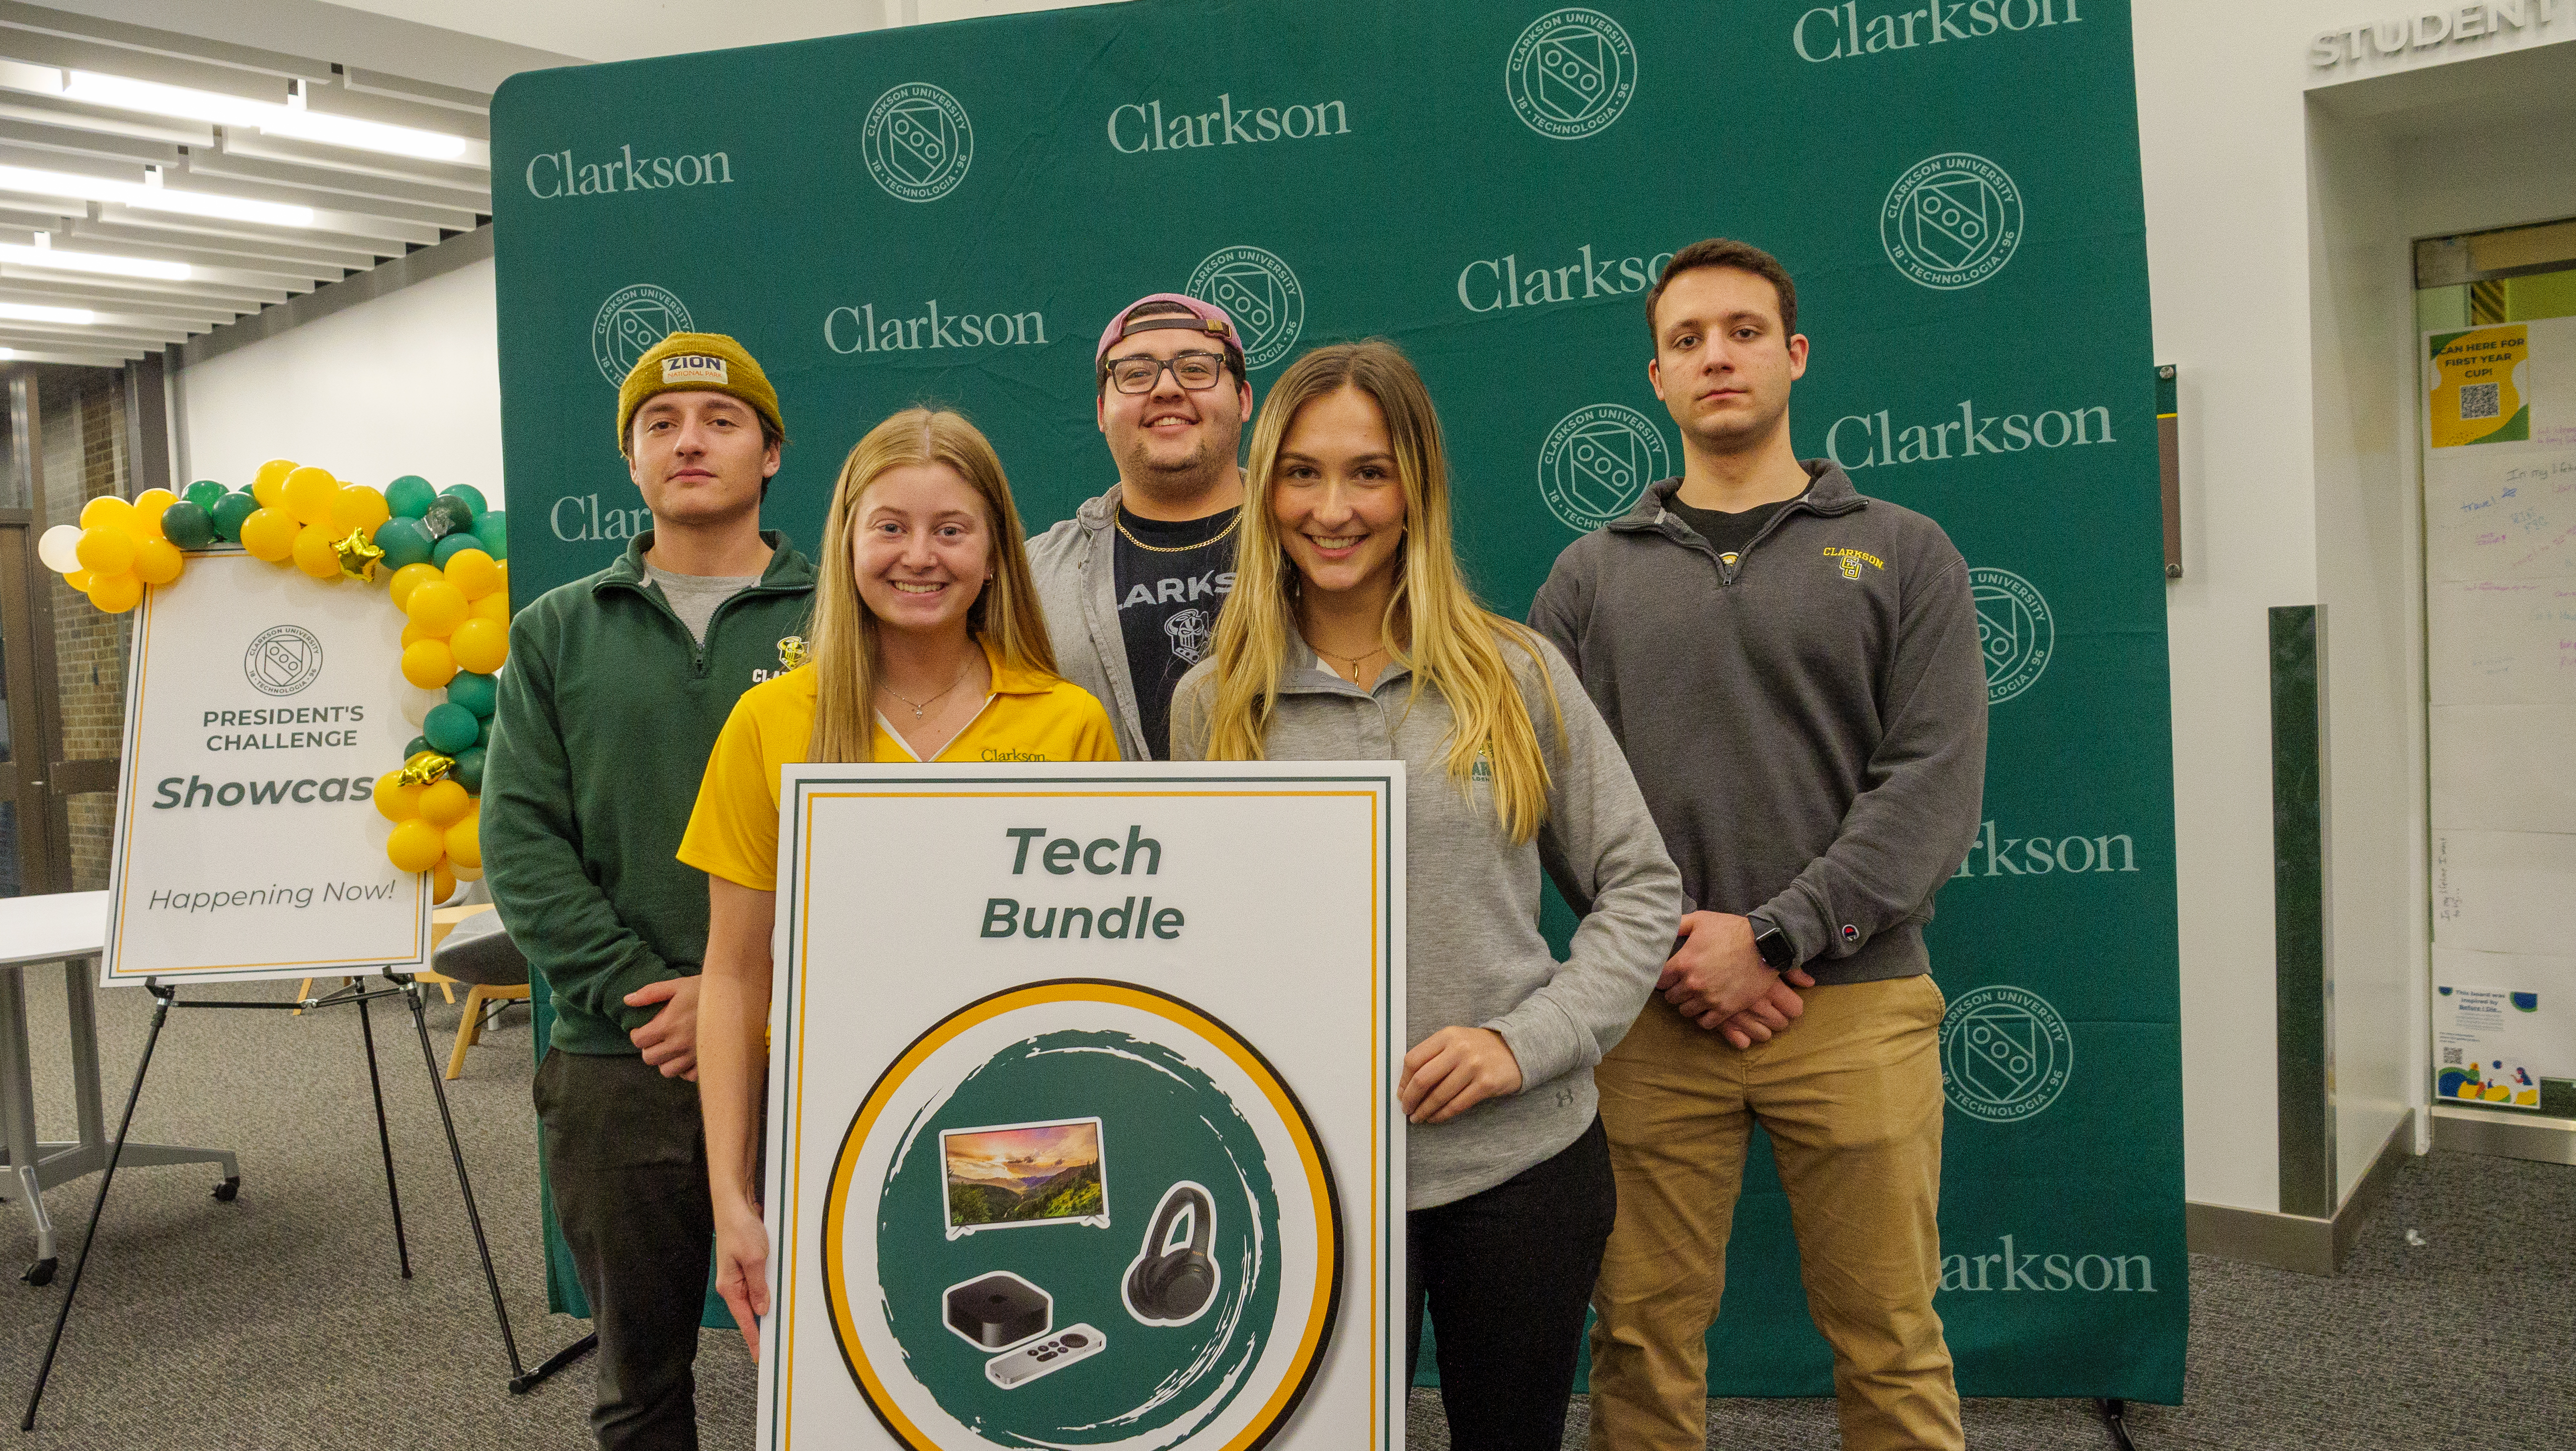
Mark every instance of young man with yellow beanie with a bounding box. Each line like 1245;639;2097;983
485;330;816;1450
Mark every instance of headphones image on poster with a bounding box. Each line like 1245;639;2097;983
1122;1181;1220;1327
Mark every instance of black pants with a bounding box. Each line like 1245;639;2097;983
1407;1116;1617;1451
536;1049;716;1451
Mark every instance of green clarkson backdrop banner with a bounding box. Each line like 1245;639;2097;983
491;0;2183;1403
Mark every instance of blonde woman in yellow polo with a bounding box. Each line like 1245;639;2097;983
680;406;1118;1354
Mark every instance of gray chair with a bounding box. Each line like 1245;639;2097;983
434;907;529;1078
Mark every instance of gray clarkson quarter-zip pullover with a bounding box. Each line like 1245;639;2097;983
1529;462;1988;987
1030;485;1152;761
1171;632;1683;1210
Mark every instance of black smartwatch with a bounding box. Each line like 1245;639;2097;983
1748;916;1796;972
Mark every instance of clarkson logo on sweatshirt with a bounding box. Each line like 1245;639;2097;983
1823;546;1884;579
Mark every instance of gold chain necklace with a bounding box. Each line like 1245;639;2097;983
881;659;973;721
1115;506;1241;555
1311;643;1387;683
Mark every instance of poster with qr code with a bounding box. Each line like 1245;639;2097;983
2429;326;2528;448
2435;985;2549;1109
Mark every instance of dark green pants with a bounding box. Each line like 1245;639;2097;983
536;1048;716;1451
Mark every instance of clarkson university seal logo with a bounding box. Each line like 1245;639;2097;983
1881;153;2023;290
1506;8;1637;140
242;624;324;697
1538;404;1668;532
1970;566;2052;705
1187;246;1303;370
1941;984;2073;1124
863;82;974;202
591;283;691;386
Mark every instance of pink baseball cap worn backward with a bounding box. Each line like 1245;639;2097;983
1095;293;1242;366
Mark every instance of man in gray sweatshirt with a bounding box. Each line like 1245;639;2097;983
1530;239;1988;1451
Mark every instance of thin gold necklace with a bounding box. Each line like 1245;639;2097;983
882;658;973;720
1115;505;1241;555
1311;642;1387;683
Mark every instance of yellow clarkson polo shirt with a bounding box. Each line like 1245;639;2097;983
678;638;1120;891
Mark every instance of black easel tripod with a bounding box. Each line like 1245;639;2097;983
19;971;596;1430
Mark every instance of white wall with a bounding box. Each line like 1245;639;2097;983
173;257;505;503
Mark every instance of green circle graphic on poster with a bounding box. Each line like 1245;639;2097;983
823;981;1342;1450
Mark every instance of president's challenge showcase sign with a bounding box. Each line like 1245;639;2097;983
492;0;2180;1406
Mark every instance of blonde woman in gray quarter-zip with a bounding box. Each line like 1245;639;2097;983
1170;340;1680;1451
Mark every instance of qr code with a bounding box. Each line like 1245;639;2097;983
2443;1048;2464;1066
2460;382;2500;420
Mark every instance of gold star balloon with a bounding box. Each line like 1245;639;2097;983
333;527;386;581
395;751;456;787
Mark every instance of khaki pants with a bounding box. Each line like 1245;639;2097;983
1586;975;1962;1451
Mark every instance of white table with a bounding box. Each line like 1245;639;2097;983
0;891;238;1282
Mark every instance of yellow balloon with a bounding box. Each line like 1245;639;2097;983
290;524;344;582
372;771;420;822
444;809;481;870
128;488;177;539
251;458;297;506
239;507;300;563
63;568;92;592
400;620;441;648
74;526;135;575
417;779;471;828
386;818;445;873
79;495;133;533
282;466;339;525
406;579;469;636
448;616;508;674
432;862;458;902
400;639;457;689
329;485;391;537
389;562;444;610
443;548;501;600
87;572;142;613
470;588;511;622
131;536;184;585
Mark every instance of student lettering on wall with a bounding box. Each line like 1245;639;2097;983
1030;294;1252;761
1170;341;1681;1451
681;407;1119;1353
483;331;818;1451
1529;240;1989;1451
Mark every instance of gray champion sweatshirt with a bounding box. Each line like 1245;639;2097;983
1171;630;1681;1210
1529;463;1988;985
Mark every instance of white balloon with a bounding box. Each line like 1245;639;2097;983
36;524;81;573
399;683;439;727
449;862;483;882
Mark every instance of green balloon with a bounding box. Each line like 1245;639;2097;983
471;509;508;561
209;491;259;543
432;532;488;567
449;745;486;795
423;703;480;755
477;713;493;746
445;670;498;718
183;480;227;511
161;501;214;550
439;484;489;518
403;734;431;762
375;517;434;570
386;476;437;519
421;494;474;540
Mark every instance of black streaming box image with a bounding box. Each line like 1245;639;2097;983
946;1272;1052;1350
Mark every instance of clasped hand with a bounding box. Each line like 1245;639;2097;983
1399;1026;1523;1124
1662;910;1815;1048
626;975;700;1080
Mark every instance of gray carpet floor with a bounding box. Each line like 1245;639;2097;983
0;966;2561;1449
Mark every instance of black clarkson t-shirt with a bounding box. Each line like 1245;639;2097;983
1667;490;1807;568
1112;506;1239;760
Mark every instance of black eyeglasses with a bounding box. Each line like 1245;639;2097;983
1104;350;1230;394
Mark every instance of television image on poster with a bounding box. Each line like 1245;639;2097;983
940;1117;1110;1237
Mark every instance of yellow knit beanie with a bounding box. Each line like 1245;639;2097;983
616;331;785;456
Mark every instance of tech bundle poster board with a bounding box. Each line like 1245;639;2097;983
101;551;430;984
763;763;1403;1451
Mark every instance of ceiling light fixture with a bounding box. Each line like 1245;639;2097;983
0;302;96;324
57;70;469;162
0;239;189;281
0;162;315;229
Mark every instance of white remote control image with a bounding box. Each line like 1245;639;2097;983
984;1323;1107;1389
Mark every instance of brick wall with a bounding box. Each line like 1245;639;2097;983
42;372;130;891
